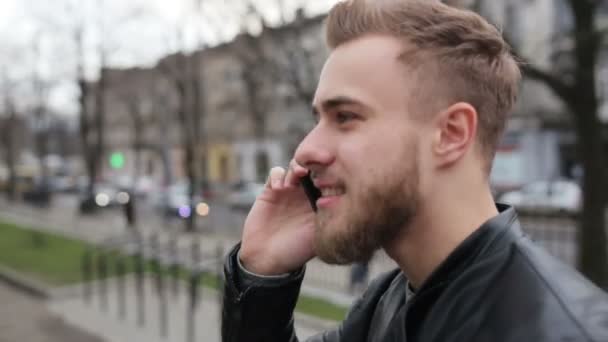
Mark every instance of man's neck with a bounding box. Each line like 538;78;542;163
383;188;498;289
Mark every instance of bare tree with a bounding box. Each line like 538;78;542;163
233;1;322;159
59;0;145;212
158;47;203;232
234;31;272;141
30;32;53;200
0;69;19;201
65;1;104;211
156;0;214;232
448;0;608;288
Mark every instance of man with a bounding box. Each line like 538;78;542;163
222;0;608;341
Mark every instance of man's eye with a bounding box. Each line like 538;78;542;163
336;112;357;124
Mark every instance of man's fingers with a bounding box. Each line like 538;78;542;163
284;160;309;187
266;166;286;190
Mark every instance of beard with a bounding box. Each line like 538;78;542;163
313;146;421;265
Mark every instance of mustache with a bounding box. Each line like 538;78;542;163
310;171;346;186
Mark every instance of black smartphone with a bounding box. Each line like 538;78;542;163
300;172;321;212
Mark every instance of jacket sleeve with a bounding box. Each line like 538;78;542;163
221;243;397;342
222;243;351;342
221;243;306;342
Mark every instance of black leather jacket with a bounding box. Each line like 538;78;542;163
222;205;608;341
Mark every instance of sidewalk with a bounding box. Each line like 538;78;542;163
47;275;333;342
0;281;103;342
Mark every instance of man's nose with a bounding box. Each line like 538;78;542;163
294;125;335;171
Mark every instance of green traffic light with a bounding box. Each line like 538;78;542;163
109;152;125;169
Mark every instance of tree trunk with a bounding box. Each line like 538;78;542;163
570;3;608;287
34;106;51;195
78;79;97;198
574;99;608;288
94;67;107;184
176;59;197;232
4;111;17;201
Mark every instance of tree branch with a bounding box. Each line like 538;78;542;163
519;62;575;107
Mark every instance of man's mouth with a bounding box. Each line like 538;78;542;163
320;187;345;197
317;186;345;209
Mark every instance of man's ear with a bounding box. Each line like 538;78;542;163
431;102;478;169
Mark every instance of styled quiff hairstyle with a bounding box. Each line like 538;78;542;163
326;0;521;173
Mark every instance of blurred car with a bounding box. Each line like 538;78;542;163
151;182;208;218
114;175;158;199
498;180;581;213
79;182;130;212
227;182;265;210
48;175;76;193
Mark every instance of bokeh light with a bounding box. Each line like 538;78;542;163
116;192;130;204
95;193;110;207
196;203;210;217
178;205;191;218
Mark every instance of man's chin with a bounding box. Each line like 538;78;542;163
313;225;361;265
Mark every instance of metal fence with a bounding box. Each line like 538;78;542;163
301;210;586;292
81;230;225;342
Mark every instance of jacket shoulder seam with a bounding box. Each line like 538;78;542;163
513;245;594;341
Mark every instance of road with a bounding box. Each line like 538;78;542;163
49;192;248;236
0;282;104;342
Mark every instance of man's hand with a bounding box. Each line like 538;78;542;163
239;161;317;275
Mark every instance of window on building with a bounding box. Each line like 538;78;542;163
256;151;270;182
220;154;229;183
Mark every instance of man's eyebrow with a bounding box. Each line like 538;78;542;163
311;96;368;118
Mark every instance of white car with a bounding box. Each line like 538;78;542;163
227;182;265;210
499;180;581;213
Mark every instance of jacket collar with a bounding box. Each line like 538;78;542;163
414;203;521;294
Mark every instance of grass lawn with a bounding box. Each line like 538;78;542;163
0;221;89;285
0;219;348;321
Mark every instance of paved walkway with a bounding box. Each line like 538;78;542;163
47;275;333;342
0;281;104;342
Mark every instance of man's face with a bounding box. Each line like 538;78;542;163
295;35;427;264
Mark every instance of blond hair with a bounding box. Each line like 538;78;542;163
326;0;521;172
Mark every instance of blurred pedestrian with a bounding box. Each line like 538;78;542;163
123;191;136;230
349;258;371;295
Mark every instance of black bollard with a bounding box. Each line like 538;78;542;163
134;233;145;327
116;255;127;319
150;233;168;338
170;235;179;296
97;250;108;312
216;243;224;314
159;267;168;339
82;248;93;304
187;270;202;342
191;237;201;268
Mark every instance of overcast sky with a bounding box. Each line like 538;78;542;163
0;0;338;115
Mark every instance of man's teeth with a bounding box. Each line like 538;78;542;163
321;188;344;197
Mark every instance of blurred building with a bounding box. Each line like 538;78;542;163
99;12;325;189
94;2;608;193
448;0;608;192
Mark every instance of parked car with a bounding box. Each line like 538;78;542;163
79;182;128;213
227;182;265;210
498;180;581;213
151;182;207;218
48;175;76;193
113;175;158;199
